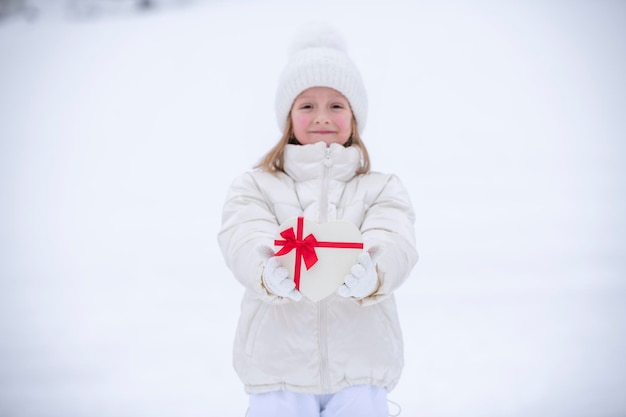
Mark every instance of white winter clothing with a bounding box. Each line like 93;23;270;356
262;255;303;301
218;141;418;395
337;248;382;299
247;385;388;417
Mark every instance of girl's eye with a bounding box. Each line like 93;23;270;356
299;104;313;109
332;104;345;109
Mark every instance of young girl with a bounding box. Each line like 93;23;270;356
218;25;418;417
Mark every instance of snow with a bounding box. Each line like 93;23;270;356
1;1;625;416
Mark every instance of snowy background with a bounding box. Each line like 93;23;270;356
1;0;625;416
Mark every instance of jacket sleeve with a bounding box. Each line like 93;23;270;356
359;174;419;306
217;172;287;303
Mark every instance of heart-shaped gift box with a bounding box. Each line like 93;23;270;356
273;217;363;302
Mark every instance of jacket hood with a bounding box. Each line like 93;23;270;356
283;142;361;182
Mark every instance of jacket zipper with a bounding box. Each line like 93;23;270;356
319;147;332;224
318;146;332;392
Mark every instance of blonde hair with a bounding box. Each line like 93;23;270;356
255;116;371;175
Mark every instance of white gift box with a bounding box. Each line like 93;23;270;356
274;217;363;302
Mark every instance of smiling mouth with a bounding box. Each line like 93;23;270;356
310;130;336;134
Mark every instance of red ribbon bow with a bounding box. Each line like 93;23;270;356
274;225;320;270
274;217;363;290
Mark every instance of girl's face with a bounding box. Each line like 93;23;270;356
290;87;353;147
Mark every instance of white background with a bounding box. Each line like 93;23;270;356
1;1;625;416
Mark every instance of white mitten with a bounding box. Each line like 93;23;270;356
338;246;384;299
258;246;303;301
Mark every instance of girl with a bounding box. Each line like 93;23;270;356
218;25;418;417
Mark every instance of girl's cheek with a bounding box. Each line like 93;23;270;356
292;114;308;127
339;116;352;130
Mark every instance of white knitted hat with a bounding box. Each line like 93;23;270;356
274;24;368;134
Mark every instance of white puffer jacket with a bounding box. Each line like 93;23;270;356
218;141;418;394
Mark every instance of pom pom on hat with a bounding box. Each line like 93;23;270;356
287;23;348;57
275;23;368;134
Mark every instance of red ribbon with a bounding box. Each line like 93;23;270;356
274;217;364;289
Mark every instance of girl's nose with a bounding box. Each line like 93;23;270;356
314;109;330;124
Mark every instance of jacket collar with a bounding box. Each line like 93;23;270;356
283;142;362;182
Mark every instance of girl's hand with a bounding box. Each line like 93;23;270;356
258;246;303;301
338;246;384;299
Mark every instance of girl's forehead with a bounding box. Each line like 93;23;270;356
296;86;347;101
